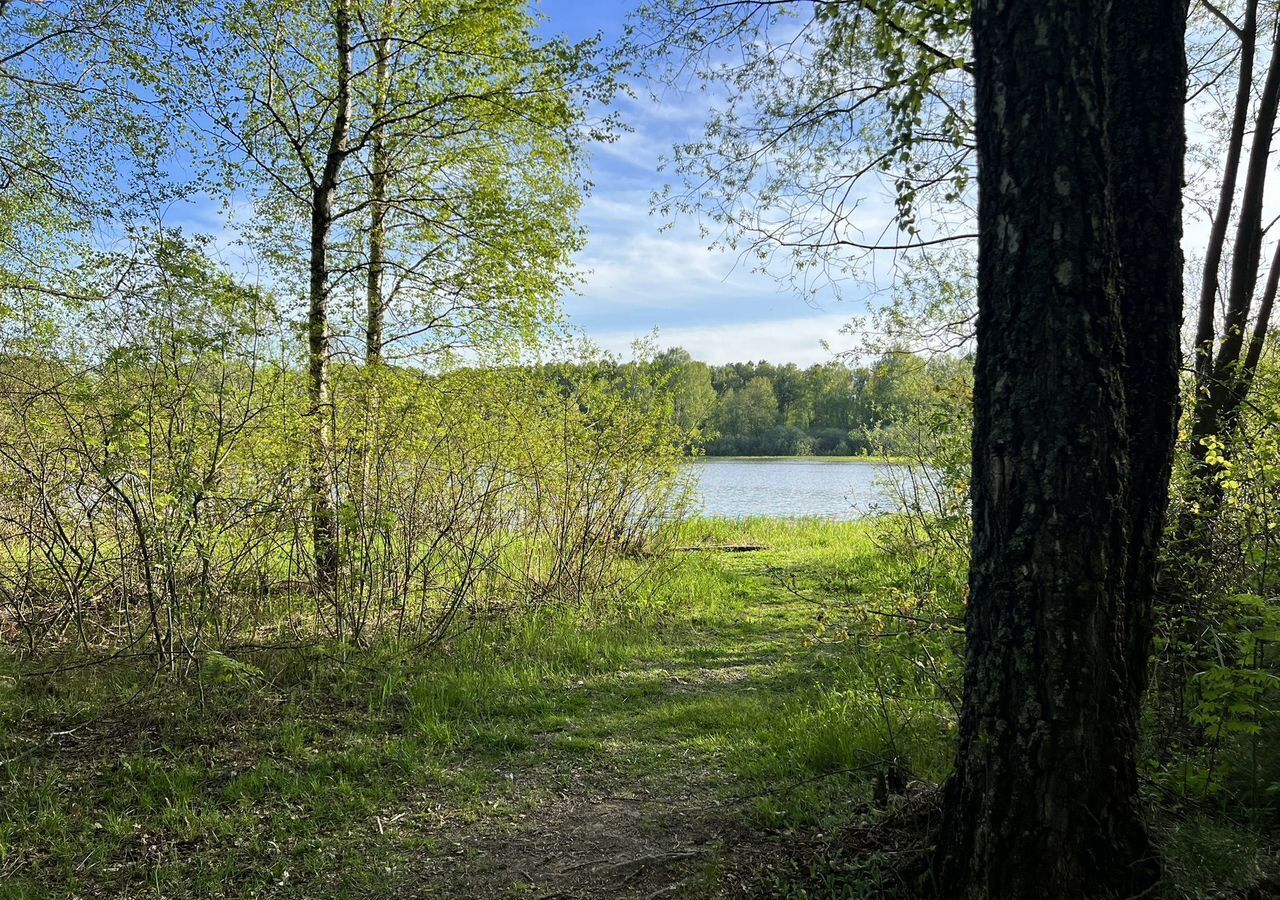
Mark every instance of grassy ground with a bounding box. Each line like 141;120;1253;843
1;519;949;898
0;519;1273;898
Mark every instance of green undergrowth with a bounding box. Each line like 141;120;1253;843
0;518;1274;898
0;518;945;897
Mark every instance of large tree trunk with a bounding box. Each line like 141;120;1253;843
309;0;353;626
933;2;1186;897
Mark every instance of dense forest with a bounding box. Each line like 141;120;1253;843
534;347;970;457
650;348;969;456
1;1;1279;899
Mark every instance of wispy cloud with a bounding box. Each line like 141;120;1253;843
572;229;770;308
591;312;862;366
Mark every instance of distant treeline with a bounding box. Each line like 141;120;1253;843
545;347;971;458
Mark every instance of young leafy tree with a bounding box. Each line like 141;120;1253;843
167;0;596;613
655;347;717;432
0;0;180;316
934;2;1186;896
0;1;171;225
714;375;779;437
348;0;593;365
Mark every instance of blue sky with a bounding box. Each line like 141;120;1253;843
535;0;869;365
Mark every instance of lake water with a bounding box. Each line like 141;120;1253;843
683;457;904;520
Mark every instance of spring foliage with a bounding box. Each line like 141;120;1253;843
0;242;690;662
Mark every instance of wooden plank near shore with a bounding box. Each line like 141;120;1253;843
671;544;767;553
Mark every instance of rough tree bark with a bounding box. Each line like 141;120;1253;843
309;0;353;621
1110;0;1190;716
933;1;1186;897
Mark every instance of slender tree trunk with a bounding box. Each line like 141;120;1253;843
933;2;1186;897
309;0;353;627
1191;0;1257;392
366;2;392;363
1185;15;1280;517
1243;239;1280;377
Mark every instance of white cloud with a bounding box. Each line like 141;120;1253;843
591;312;862;365
572;229;769;310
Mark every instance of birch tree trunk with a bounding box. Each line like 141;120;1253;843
309;0;353;625
366;0;392;364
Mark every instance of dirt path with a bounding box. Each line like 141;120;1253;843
387;587;819;898
408;791;726;898
391;661;781;899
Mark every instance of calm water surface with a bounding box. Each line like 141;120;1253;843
684;457;904;520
